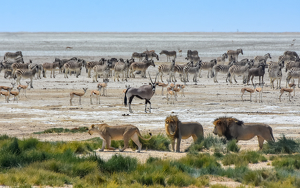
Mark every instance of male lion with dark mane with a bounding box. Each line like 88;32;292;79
165;115;203;152
213;117;275;149
88;123;152;152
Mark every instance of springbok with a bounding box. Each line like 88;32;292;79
18;81;30;97
97;79;109;96
156;81;169;95
0;88;12;103
279;84;296;102
124;72;158;113
241;84;256;102
70;88;88;106
90;86;101;105
9;87;21;103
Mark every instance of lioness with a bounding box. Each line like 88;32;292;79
165;115;204;152
88;123;152;152
213;117;275;149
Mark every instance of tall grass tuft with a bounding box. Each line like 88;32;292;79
99;154;137;173
222;151;267;166
186;134;227;153
226;139;240;152
263;135;300;154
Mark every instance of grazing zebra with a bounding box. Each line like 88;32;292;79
183;61;201;83
131;52;147;62
114;59;134;81
286;70;300;88
15;65;38;88
42;60;61;78
269;62;283;89
284;51;299;59
159;50;176;62
217;53;228;64
4;51;23;61
254;53;271;67
199;59;217;78
64;59;84;78
187;50;199;57
129;59;155;78
158;60;176;82
227;49;243;62
213;60;235;83
228;62;252;84
285;60;300;72
11;60;32;76
92;60;112;82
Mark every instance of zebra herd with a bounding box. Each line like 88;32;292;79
0;49;300;106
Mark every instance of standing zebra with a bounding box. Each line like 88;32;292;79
92;60;112;82
199;59;217;78
86;59;106;78
4;51;23;61
183;61;201;83
15;65;38;88
269;61;284;89
213;60;235;83
216;53;228;65
114;59;134;81
157;60;176;82
159;50;176;62
254;53;271;67
174;62;193;82
129;59;155;78
64;59;84;78
227;61;253;84
227;49;243;62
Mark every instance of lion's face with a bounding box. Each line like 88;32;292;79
88;124;97;135
166;121;177;136
213;121;226;137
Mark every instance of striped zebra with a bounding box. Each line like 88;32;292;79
254;53;271;67
11;60;32;76
86;58;106;77
227;62;253;84
64;59;84;78
144;51;159;61
15;64;38;88
285;60;300;72
92;60;112;82
284;51;299;59
129;59;155;78
286;70;300;88
199;59;217;78
159;50;176;62
227;49;243;62
4;51;23;61
187;50;199;57
183;61;201;83
216;53;228;64
213;60;235;83
185;55;201;62
174;62;193;82
131;52;147;62
114;59;134;81
268;62;284;89
278;55;296;62
157;60;176;82
42;60;61;78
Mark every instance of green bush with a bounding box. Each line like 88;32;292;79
226;140;240;152
186;134;227;153
100;154;137;173
222;151;267;166
263;135;300;154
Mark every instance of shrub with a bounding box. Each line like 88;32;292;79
226;140;240;152
186;134;227;153
263;135;300;154
100;154;137;173
222;151;267;166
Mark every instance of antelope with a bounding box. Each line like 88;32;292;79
175;84;185;97
241;84;256;102
129;59;155;78
166;87;176;104
18;81;30;97
0;82;15;92
97;79;109;96
0;88;12;103
9;87;21;103
156;81;169;95
227;49;243;62
124;72;158;113
279;84;296;102
159;50;176;62
178;48;182;57
90;86;101;105
255;84;263;103
70;88;88;106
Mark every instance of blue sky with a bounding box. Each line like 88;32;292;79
1;0;299;32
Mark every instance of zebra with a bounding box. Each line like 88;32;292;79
254;53;271;67
187;50;199;57
269;62;284;89
159;50;176;62
227;61;253;84
213;60;236;83
64;58;84;78
285;60;300;72
216;53;228;64
284;51;299;59
278;55;296;62
129;59;155;78
131;52;147;62
143;51;159;61
85;58;106;78
92;60;112;82
183;61;201;83
11;60;32;76
114;59;134;81
15;64;38;88
59;57;78;73
227;49;243;62
185;55;201;62
286;70;300;88
174;62;193;82
157;60;176;82
4;51;23;61
42;60;61;78
199;59;217;78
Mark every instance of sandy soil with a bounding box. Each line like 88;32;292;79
0;54;299;187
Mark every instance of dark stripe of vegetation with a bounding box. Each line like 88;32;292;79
0;135;300;187
33;127;89;134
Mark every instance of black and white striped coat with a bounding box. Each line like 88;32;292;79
199;59;217;78
213;60;235;83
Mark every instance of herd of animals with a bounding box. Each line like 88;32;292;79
0;49;298;151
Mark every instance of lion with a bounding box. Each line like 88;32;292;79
88;123;152;152
165;115;204;152
213;117;275;149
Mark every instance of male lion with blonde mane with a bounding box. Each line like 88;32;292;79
213;117;275;149
165;115;203;152
88;123;152;152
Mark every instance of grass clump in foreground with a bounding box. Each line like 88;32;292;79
263;135;300;154
33;127;89;134
1;135;300;187
222;151;267;167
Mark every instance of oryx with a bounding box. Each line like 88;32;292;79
124;72;158;113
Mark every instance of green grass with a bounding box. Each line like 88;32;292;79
263;135;300;154
186;134;227;153
33;127;89;134
222;151;267;167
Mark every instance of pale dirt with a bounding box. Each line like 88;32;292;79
0;54;299;187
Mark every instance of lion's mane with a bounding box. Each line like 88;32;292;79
213;116;243;140
165;115;180;139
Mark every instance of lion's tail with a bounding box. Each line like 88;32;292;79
137;130;152;141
